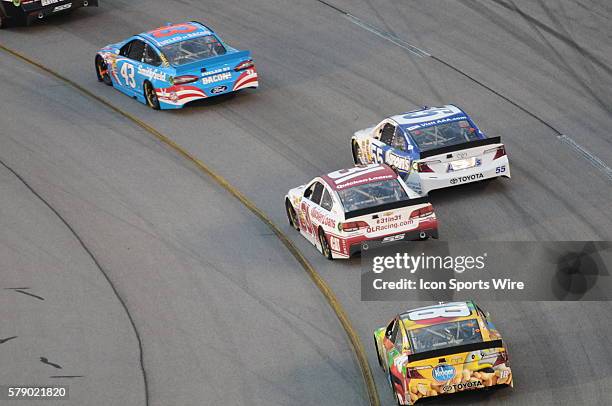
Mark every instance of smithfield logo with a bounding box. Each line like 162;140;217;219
210;85;228;94
432;364;455;382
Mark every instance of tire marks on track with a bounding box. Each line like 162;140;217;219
0;141;150;406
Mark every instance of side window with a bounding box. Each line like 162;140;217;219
119;41;132;57
380;123;396;145
320;189;334;212
304;183;316;199
310;182;324;205
393;327;404;350
127;40;146;61
386;318;398;341
143;44;162;67
391;131;408;151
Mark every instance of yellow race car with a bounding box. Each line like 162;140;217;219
373;301;513;405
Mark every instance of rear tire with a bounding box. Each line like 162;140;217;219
285;200;299;231
95;56;112;86
373;336;384;368
352;141;362;165
144;81;161;110
318;228;333;260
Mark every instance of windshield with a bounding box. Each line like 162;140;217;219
408;120;480;152
407;319;483;354
337;179;408;212
161;35;226;66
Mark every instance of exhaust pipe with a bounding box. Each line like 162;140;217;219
38;12;44;19
84;0;88;6
419;232;427;239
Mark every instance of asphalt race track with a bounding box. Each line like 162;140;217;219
1;1;611;405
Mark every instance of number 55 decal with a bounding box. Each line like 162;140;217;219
120;63;136;88
496;165;506;174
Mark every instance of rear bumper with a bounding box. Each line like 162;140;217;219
15;0;98;24
401;366;513;405
406;156;510;195
347;217;439;257
156;68;259;110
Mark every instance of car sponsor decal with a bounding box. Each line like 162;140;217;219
138;66;167;82
406;115;468;131
210;85;227;94
432;364;456;382
202;72;232;85
310;208;335;229
449;173;484;184
385;151;411;172
202;67;231;77
53;3;72;12
442;380;483;392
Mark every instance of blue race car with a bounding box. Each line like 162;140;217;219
95;21;258;110
351;105;510;195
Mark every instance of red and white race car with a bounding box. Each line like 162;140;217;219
285;164;438;259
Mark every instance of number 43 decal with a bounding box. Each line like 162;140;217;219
120;63;136;88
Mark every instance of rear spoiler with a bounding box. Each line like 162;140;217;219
408;339;504;363
173;50;251;74
419;136;502;159
344;197;431;220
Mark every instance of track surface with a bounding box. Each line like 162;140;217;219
1;0;611;405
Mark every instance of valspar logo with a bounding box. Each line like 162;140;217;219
202;72;232;85
432;364;455;382
450;173;484;184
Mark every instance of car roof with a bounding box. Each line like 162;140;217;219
138;22;214;48
400;301;479;330
321;164;398;191
390;105;470;132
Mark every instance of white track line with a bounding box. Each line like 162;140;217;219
344;14;430;58
558;134;612;182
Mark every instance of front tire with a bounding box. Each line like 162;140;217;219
318;228;333;260
285;200;299;231
95;56;112;86
144;81;160;110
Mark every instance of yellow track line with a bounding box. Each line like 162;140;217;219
0;44;381;406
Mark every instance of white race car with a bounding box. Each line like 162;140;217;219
351;105;510;196
285;164;438;259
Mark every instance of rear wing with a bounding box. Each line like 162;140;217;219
344;197;431;220
419;136;502;159
408;339;504;363
173;50;251;74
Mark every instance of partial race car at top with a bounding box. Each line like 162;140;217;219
374;301;513;405
285;164;438;259
0;0;97;28
95;21;258;110
352;105;510;196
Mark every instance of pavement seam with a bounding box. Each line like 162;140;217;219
0;44;381;406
